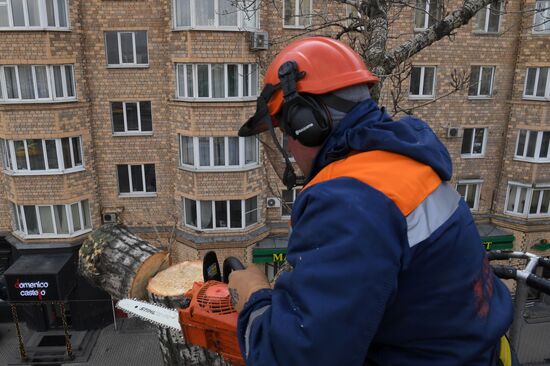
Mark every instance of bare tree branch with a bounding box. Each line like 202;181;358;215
384;0;496;74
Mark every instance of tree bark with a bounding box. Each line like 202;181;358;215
78;224;169;300
78;224;229;365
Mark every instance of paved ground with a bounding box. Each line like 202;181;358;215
0;317;163;366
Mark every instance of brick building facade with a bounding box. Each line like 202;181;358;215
0;0;548;275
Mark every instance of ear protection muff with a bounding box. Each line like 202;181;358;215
278;61;331;147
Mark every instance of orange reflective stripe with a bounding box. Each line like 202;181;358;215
304;151;442;216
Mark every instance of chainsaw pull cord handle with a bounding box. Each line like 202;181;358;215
223;257;245;284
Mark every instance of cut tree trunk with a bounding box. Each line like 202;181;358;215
147;262;231;366
78;224;168;300
78;224;229;366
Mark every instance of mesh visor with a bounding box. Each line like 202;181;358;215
238;83;280;137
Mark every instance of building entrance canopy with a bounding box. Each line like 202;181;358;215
477;224;515;251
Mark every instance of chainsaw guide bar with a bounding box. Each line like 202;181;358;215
116;298;182;331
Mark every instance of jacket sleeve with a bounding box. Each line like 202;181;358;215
237;178;408;366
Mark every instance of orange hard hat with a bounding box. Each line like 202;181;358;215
265;37;379;117
239;37;379;137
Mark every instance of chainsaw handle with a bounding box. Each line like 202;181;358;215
223;257;245;284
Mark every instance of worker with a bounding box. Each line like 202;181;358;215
228;37;514;365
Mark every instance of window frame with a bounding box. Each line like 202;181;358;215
10;199;92;239
178;135;259;171
505;182;550;218
281;188;298;217
514;129;550;163
523;67;550;100
0;0;70;31
409;65;437;99
414;0;441;31
460;127;488;158
473;0;503;34
172;0;259;30
0;136;84;175
104;31;149;68
117;163;157;197
111;101;153;135
176;63;259;101
0;64;76;103
468;66;495;99
533;0;550;33
456;179;483;211
283;0;312;28
182;196;259;231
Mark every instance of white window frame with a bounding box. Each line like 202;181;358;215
505;182;550;218
474;0;503;33
0;64;76;103
117;164;157;197
178;135;259;171
172;0;259;30
111;101;153;136
514;129;550;163
283;0;312;28
105;31;149;68
281;134;296;162
456;179;482;211
182;196;259;231
176;63;258;101
533;0;550;33
460;127;487;158
523;67;550;100
468;66;495;98
10;199;92;239
0;0;69;30
281;188;298;217
409;65;437;99
0;136;84;175
414;0;440;31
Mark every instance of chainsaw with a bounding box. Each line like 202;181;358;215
117;252;246;366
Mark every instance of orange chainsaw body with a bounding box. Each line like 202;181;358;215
178;281;245;366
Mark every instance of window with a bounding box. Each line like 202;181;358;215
468;66;495;98
456;180;482;211
173;0;258;29
414;0;441;30
283;0;311;28
10;199;92;238
0;64;75;102
0;137;83;174
0;0;68;29
183;196;258;230
461;128;487;157
409;66;436;98
111;101;152;134
179;135;258;169
281;134;295;161
515;130;550;162
474;0;502;33
534;0;550;33
523;67;550;99
176;63;258;100
105;31;148;67
117;164;157;196
282;189;298;216
505;183;550;217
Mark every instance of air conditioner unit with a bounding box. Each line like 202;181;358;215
102;212;118;224
447;127;463;138
250;31;268;50
266;197;281;208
